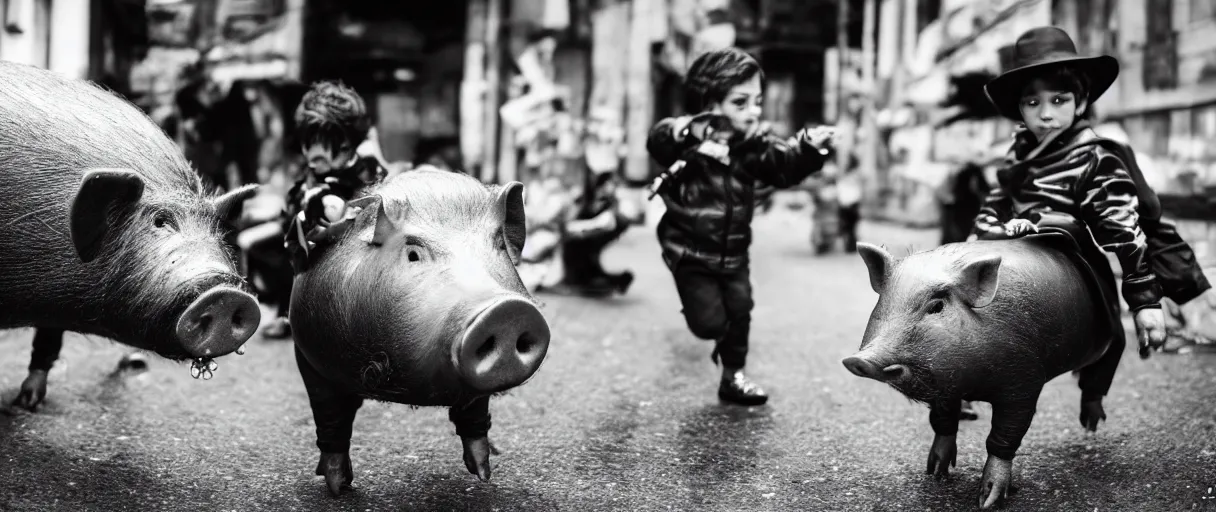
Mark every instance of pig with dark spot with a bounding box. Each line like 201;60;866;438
842;221;1129;509
0;61;262;410
288;167;551;497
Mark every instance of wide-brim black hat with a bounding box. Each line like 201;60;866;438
985;27;1120;121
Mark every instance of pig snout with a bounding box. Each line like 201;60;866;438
842;355;910;383
453;297;550;393
175;287;262;358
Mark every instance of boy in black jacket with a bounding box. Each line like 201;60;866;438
647;48;835;405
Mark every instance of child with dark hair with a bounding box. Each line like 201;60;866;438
260;81;393;338
972;27;1211;439
647;47;835;405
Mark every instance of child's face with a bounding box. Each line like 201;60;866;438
1018;78;1087;141
302;143;353;175
708;75;763;134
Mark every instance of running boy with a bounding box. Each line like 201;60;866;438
647;48;835;405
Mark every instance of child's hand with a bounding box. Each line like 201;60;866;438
1134;307;1167;358
798;125;838;153
1003;219;1038;237
321;195;347;223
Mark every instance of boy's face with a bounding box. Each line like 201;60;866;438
1018;78;1087;141
708;75;763;135
303;143;353;175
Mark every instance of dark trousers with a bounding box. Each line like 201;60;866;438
245;228;294;317
670;261;754;368
838;203;861;251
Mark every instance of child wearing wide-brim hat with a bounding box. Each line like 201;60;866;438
958;25;1211;508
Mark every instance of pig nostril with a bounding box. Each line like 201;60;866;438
476;336;497;359
196;313;212;332
516;333;536;354
231;310;243;328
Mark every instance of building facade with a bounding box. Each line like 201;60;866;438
867;0;1216;261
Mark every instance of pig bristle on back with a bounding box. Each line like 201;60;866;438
372;169;498;228
0;62;204;196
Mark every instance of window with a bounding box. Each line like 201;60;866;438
1144;0;1178;90
1192;0;1216;22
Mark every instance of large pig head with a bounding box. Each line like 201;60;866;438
292;170;550;405
68;169;262;360
841;242;1002;403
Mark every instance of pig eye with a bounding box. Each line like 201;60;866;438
403;244;429;263
152;212;177;231
926;299;945;315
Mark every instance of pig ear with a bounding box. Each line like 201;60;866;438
211;184;260;227
70;169;146;263
351;195;400;246
496;181;527;261
956;254;1002;308
856;242;893;293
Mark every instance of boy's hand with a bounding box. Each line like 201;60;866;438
796;126;838;157
321;196;347;223
677;113;734;142
1003;219;1038;237
1134;307;1167;358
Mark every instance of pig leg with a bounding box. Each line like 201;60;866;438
11;329;64;411
980;399;1037;509
1076;330;1126;432
295;346;363;497
926;399;961;479
450;396;496;482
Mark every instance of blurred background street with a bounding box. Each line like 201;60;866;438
2;209;1214;511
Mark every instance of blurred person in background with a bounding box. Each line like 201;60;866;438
807;162;841;255
836;153;863;253
938;161;992;247
543;164;635;297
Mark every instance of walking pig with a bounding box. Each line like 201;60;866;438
0;61;262;410
842;222;1128;509
288;168;551;496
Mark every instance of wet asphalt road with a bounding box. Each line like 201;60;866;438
1;207;1215;512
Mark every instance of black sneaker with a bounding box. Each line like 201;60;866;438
718;373;769;406
613;271;635;294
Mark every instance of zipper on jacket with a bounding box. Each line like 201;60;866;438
721;164;733;268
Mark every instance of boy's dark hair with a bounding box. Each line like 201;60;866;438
294;81;372;152
1018;64;1094;120
682;48;766;113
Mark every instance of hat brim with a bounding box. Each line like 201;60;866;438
984;55;1119;121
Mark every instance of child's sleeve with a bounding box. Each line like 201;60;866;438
970;186;1012;238
1078;155;1164;312
646;116;699;168
734;133;829;188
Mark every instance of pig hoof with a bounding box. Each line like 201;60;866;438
11;370;49;412
978;455;1013;509
1079;400;1107;432
315;452;354;497
461;436;494;482
925;434;957;479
